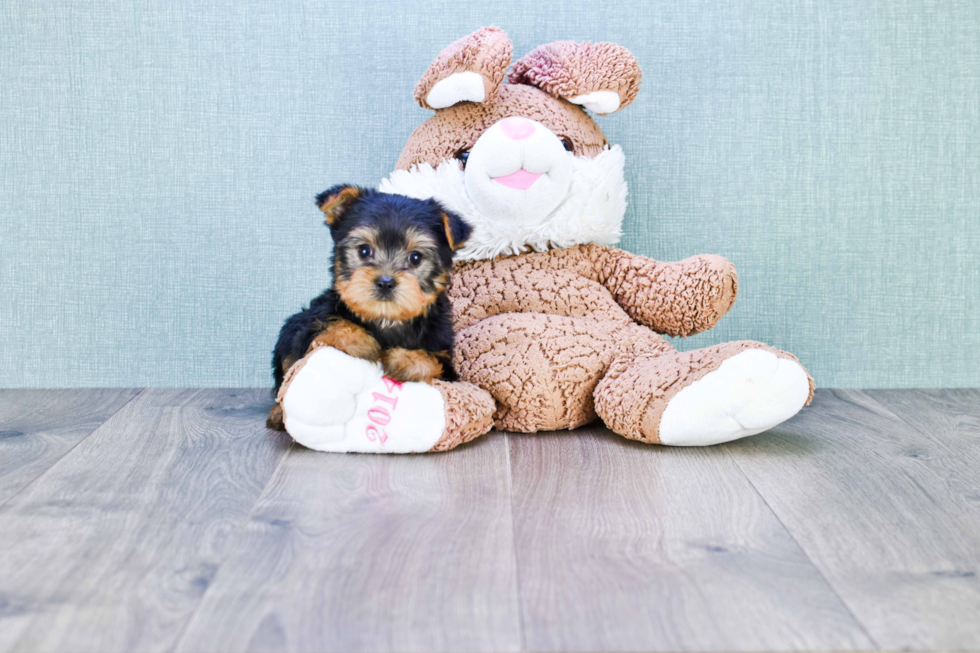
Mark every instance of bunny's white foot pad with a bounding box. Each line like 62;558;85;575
658;349;810;447
281;347;446;453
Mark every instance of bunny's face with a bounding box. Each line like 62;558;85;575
382;28;642;261
397;84;609;228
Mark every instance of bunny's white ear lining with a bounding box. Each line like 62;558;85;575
569;90;621;114
426;71;486;109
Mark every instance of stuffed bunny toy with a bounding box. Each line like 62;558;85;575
275;27;813;453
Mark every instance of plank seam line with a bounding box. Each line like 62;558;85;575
722;434;882;651
170;438;297;652
860;389;939;443
0;388;146;511
504;433;529;653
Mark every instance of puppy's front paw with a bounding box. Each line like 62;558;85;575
308;319;381;363
382;348;444;384
266;404;286;431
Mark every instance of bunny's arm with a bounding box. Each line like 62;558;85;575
450;244;737;337
569;244;738;336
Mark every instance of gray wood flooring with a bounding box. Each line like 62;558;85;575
0;388;978;653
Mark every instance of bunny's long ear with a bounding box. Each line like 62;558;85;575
414;26;513;110
508;41;641;115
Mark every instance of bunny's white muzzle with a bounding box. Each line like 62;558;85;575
463;117;574;228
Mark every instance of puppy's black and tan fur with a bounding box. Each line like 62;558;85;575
267;185;472;430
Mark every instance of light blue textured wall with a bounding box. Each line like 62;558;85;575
1;0;978;388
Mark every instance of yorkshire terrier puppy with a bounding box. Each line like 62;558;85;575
267;185;472;431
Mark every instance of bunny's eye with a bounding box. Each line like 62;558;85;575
561;137;575;152
456;149;471;168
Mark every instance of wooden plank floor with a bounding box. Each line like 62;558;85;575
0;389;978;652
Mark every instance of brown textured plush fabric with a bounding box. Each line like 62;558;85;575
455;315;670;432
509;41;642;113
414;26;513;110
397;84;608;170
428;379;496;452
450;245;738;336
594;341;815;444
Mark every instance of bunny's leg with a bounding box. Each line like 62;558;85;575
274;344;494;453
454;313;671;432
594;341;814;446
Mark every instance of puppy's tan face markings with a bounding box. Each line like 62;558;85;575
334;225;446;322
402;228;445;292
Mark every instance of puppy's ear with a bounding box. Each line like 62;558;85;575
440;210;472;251
316;185;363;227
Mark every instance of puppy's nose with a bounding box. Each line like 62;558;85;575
375;275;396;292
499;116;534;140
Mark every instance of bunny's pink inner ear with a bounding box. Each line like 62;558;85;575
508;41;642;115
414;26;513;110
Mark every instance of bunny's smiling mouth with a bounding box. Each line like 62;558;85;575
492;168;543;190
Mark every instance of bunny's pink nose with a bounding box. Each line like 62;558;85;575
499;116;535;140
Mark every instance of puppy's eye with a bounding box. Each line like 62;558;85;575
456;149;471;168
561;137;574;153
357;245;373;260
408;251;423;267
